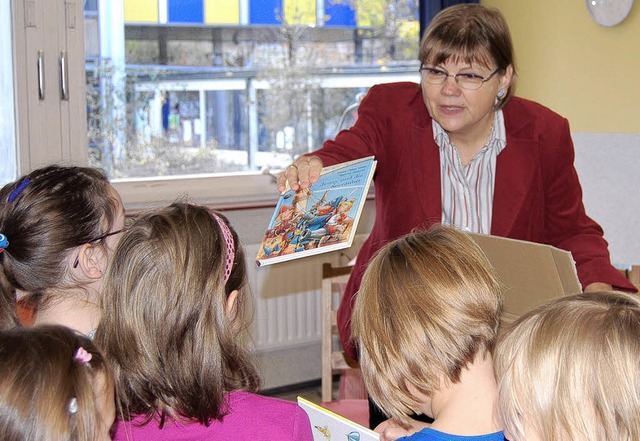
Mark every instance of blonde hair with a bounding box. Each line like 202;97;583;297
95;202;259;427
352;226;503;424
495;291;640;441
0;324;112;441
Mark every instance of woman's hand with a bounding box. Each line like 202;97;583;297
584;282;613;292
375;417;429;441
276;156;324;193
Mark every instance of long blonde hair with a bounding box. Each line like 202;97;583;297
495;291;640;441
352;226;503;424
95;202;259;427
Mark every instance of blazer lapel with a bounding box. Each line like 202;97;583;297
491;129;539;237
411;124;442;223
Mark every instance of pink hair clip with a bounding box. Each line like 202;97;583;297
73;347;92;364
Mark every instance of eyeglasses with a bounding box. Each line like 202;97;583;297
419;66;501;90
72;229;125;269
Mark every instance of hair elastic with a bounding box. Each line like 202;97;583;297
8;178;31;202
0;234;8;253
73;347;92;364
211;213;235;283
68;398;78;415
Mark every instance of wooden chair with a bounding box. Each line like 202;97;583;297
321;262;357;403
620;265;640;290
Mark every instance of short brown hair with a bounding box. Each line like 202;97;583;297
95;202;259;426
495;291;640;441
352;226;503;424
420;4;517;108
0;324;112;441
0;165;119;310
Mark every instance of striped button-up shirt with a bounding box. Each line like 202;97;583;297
434;110;507;234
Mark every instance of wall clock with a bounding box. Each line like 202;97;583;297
586;0;635;26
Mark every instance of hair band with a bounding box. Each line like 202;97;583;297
8;178;31;202
211;212;235;283
0;234;8;253
67;347;91;415
73;347;92;364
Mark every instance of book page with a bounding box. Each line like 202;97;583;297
256;156;376;266
298;396;379;441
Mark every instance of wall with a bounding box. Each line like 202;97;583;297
482;0;639;133
224;201;376;389
483;0;640;265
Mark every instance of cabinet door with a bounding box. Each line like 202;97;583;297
13;0;88;172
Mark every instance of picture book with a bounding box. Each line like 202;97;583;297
298;396;379;441
256;156;376;266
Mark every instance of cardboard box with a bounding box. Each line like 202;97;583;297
469;233;582;327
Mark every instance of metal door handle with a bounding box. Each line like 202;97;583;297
59;50;69;100
37;49;45;100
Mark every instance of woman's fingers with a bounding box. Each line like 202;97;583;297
276;156;324;193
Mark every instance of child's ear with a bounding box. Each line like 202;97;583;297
74;244;106;280
226;290;239;319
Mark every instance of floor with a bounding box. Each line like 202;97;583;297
262;376;371;429
262;379;328;404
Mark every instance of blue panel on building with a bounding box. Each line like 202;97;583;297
249;0;281;25
325;1;356;27
168;0;204;23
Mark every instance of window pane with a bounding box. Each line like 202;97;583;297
0;5;16;186
86;0;420;180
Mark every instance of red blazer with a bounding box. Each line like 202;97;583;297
312;82;636;360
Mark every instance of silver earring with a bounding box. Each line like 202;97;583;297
497;88;506;99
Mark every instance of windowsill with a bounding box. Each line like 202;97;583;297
114;170;377;213
113;171;280;211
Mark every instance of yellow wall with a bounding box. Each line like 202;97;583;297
124;0;159;23
482;0;639;133
205;0;240;24
284;0;316;25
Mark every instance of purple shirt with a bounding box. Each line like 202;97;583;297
113;391;314;440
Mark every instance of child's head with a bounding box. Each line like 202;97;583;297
0;165;125;311
95;202;259;425
0;324;115;441
352;226;503;424
495;291;640;441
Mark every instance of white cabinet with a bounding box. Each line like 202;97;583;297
12;0;88;171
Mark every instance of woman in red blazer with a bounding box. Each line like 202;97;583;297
278;5;636;364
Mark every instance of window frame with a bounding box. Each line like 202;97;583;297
10;0;420;209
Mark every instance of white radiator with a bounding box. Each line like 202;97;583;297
244;243;354;352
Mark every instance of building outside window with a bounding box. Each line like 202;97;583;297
86;0;420;180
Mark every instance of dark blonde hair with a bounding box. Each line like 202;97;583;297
352;226;503;424
495;291;640;441
420;4;517;109
0;165;119;311
0;324;112;441
95;202;259;427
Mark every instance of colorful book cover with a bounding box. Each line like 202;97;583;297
256;156;376;266
298;396;379;441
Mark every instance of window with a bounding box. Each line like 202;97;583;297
0;5;16;186
5;0;422;206
91;0;421;206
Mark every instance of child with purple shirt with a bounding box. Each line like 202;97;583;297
95;202;313;440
